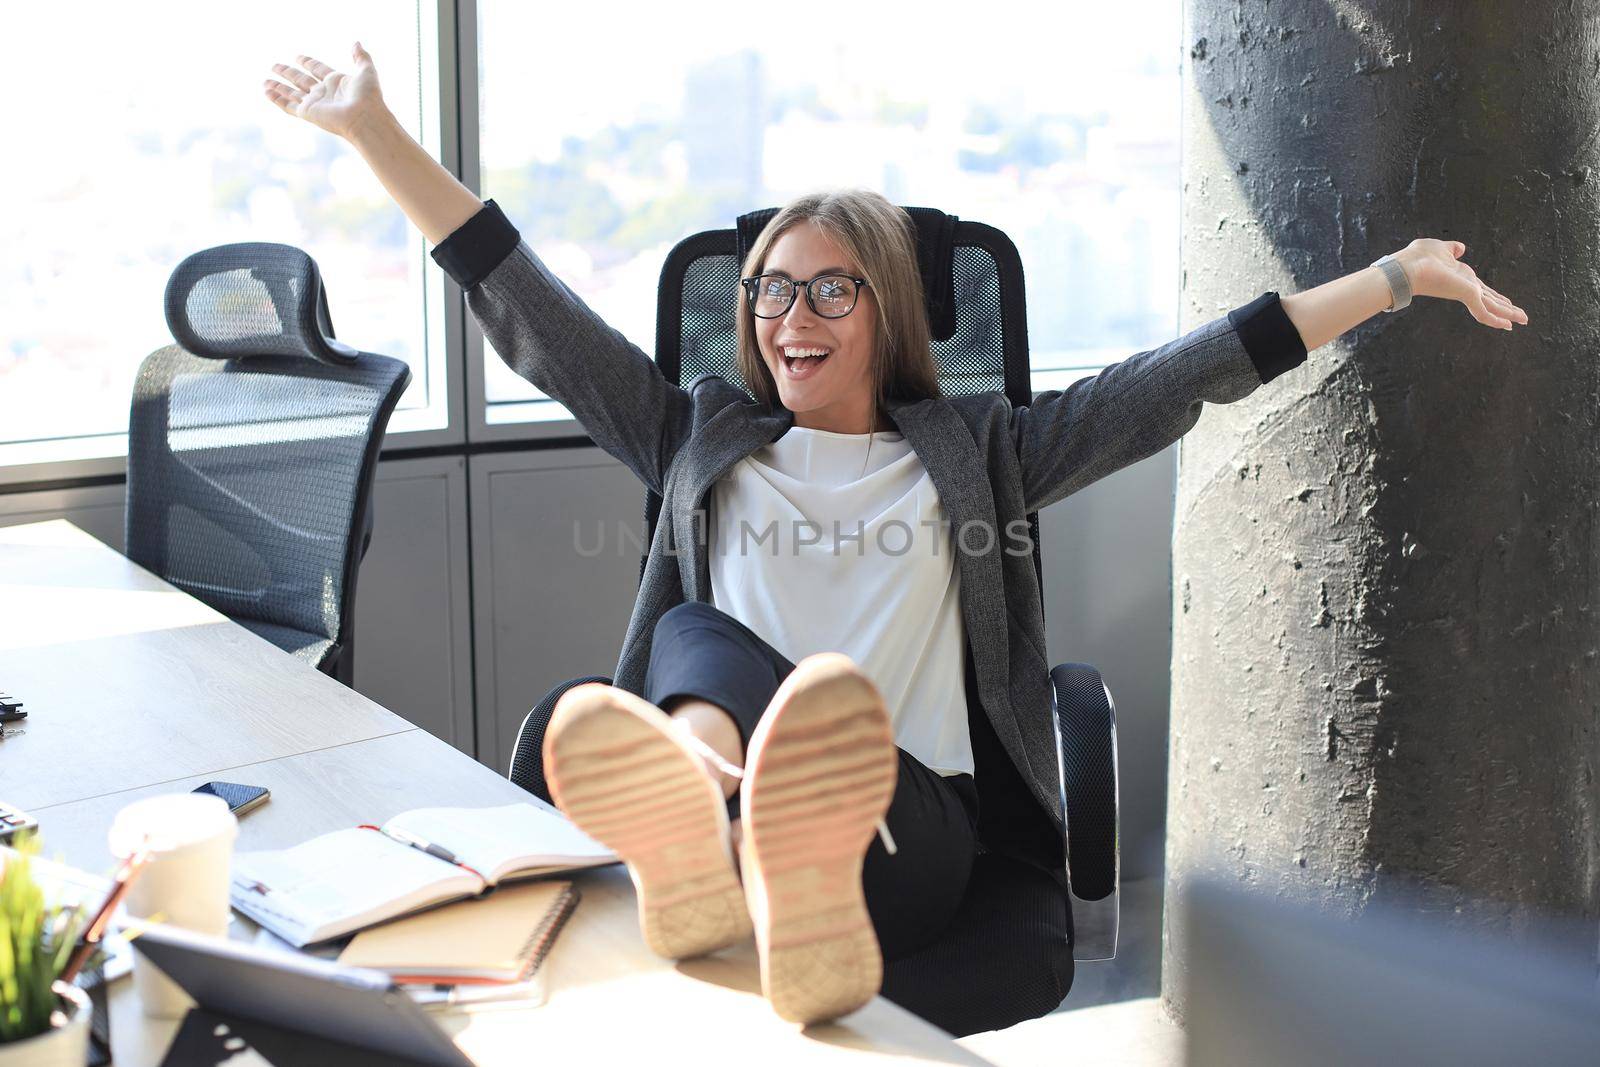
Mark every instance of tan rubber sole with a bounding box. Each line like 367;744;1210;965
740;653;898;1026
544;683;751;959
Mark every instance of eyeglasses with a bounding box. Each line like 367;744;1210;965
739;272;870;319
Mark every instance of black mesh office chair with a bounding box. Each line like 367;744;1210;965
125;242;412;686
509;207;1120;1036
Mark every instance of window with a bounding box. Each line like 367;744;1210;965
474;3;1180;422
1;2;1183;474
0;2;450;470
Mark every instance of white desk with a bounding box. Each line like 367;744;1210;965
1;520;990;1066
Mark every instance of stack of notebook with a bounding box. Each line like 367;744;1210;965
229;802;614;948
338;880;581;1006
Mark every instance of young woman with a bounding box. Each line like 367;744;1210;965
265;43;1528;1026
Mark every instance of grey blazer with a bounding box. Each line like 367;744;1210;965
433;200;1308;847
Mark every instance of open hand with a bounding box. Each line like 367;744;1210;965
263;42;386;141
1395;239;1529;331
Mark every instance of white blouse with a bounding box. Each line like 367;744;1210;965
708;425;974;777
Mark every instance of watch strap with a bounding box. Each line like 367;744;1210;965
1370;253;1412;312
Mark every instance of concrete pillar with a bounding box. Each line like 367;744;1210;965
1164;0;1600;1021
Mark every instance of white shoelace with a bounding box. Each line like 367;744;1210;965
673;722;898;856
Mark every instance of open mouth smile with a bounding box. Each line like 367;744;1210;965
778;345;832;380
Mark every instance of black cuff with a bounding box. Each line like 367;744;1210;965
1227;290;1308;385
430;199;521;291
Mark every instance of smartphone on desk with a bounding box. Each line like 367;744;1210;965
192;781;271;817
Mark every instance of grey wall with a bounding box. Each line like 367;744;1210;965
0;440;1178;878
349;457;475;753
467;449;643;774
0;484;127;549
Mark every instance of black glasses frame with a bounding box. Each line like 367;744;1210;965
739;272;871;319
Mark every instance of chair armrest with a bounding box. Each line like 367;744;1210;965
508;674;614;801
1051;661;1120;962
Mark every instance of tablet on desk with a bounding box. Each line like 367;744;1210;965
129;922;476;1067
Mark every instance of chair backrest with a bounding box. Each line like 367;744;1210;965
647;206;1041;588
125;242;412;669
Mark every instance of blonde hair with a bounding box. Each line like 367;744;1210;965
735;189;941;417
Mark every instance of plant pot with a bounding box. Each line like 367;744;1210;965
0;981;91;1067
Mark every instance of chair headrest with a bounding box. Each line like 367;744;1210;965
735;205;961;343
164;242;360;366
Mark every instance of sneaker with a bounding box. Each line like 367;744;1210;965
739;653;899;1025
543;683;752;959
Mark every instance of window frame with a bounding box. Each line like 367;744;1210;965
455;0;588;446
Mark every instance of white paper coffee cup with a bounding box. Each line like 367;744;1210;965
108;793;239;1018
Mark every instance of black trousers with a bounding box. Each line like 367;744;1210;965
644;600;979;961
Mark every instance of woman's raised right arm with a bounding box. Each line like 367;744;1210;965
264;44;696;494
264;42;480;244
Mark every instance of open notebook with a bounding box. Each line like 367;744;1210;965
229;803;615;947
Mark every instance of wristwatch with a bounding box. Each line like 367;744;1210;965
1370;253;1412;313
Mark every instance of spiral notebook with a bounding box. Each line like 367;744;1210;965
337;880;580;984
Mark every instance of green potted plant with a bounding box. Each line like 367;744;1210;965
0;833;91;1067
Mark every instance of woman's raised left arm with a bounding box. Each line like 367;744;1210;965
1280;238;1528;351
1009;238;1526;516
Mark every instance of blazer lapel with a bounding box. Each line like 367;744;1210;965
885;396;1033;782
670;401;793;602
